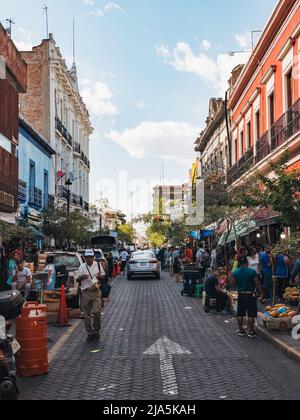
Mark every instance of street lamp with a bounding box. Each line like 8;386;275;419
65;178;73;250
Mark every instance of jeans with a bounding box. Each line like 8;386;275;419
263;272;272;300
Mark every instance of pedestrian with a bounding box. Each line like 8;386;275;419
7;250;22;287
172;247;180;264
247;247;260;274
275;252;291;301
232;257;263;338
232;247;247;272
164;247;171;272
259;245;274;303
173;256;182;283
291;258;300;285
120;249;129;274
158;247;166;271
210;246;217;270
77;250;106;342
12;259;32;301
204;270;229;313
44;255;56;290
0;246;8;292
106;252;114;279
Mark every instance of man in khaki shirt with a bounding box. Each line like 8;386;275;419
77;250;105;342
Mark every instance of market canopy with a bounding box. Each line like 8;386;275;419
217;219;257;246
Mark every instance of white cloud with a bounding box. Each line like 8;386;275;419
201;39;211;51
14;40;34;51
104;3;124;13
81;80;118;117
156;41;250;93
155;44;171;59
105;121;199;164
235;31;252;50
89;2;125;17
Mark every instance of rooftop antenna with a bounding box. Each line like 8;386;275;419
5;18;15;37
73;17;76;65
43;4;49;38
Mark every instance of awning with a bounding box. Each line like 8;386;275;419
218;219;257;246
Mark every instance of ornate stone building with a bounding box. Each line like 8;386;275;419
19;33;93;214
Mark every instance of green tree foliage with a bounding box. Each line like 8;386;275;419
117;224;136;245
42;209;94;248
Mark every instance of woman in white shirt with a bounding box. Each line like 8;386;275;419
247;247;260;274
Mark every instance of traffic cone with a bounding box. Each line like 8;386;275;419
55;285;70;328
117;262;121;276
112;264;116;278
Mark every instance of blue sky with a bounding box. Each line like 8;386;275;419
1;0;277;216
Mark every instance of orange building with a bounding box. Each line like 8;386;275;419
227;0;300;186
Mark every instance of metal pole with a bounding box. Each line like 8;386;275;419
67;182;71;250
43;5;49;38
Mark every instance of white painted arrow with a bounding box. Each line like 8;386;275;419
144;336;191;396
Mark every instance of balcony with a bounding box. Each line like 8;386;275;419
55;116;73;147
57;186;69;201
227;146;254;186
55;116;63;134
72;193;83;207
73;141;81;156
18;180;27;203
256;98;300;164
84;202;89;212
28;187;42;209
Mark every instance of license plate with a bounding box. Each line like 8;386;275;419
139;263;147;267
11;339;21;355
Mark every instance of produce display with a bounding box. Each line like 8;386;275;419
264;304;298;319
283;287;299;302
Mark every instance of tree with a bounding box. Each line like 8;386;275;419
42;209;94;248
232;152;300;232
0;221;34;251
117;224;136;245
147;230;166;248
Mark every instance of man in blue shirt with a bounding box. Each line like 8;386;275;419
232;257;263;338
259;245;273;302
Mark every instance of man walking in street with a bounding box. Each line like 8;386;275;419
77;250;106;342
260;245;274;303
232;257;263;338
120;249;129;275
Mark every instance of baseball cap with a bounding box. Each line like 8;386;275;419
85;250;95;257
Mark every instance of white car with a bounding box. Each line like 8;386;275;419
127;251;161;280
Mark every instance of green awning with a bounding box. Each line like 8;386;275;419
218;219;257;246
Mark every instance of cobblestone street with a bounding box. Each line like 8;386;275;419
19;272;300;401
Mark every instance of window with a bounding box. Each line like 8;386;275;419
234;139;238;164
240;131;244;158
44;170;49;208
286;69;293;110
255;110;260;140
247;121;251;149
269;92;275;127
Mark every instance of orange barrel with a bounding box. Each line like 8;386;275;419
16;302;48;377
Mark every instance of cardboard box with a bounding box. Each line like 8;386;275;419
46;301;60;313
43;291;61;303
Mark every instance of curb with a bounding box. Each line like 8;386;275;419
256;325;300;366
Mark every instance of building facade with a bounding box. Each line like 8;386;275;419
0;24;27;223
18;116;56;226
228;0;300;186
195;98;228;180
19;34;93;214
153;184;188;218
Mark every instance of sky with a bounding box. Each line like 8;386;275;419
1;0;277;218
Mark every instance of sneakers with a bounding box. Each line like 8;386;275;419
248;331;257;338
238;330;247;337
86;333;101;342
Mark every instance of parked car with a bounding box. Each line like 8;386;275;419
127;251;160;280
44;251;85;308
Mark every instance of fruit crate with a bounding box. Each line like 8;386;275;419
260;315;294;333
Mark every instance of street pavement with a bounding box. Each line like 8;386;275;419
19;272;300;401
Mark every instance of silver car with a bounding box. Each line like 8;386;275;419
127;251;161;280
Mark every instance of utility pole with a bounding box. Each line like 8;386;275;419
66;178;73;250
43;4;49;38
5;19;15;37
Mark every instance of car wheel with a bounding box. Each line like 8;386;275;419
155;274;161;280
127;275;132;281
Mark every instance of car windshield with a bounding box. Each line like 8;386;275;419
52;255;80;269
132;252;155;260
